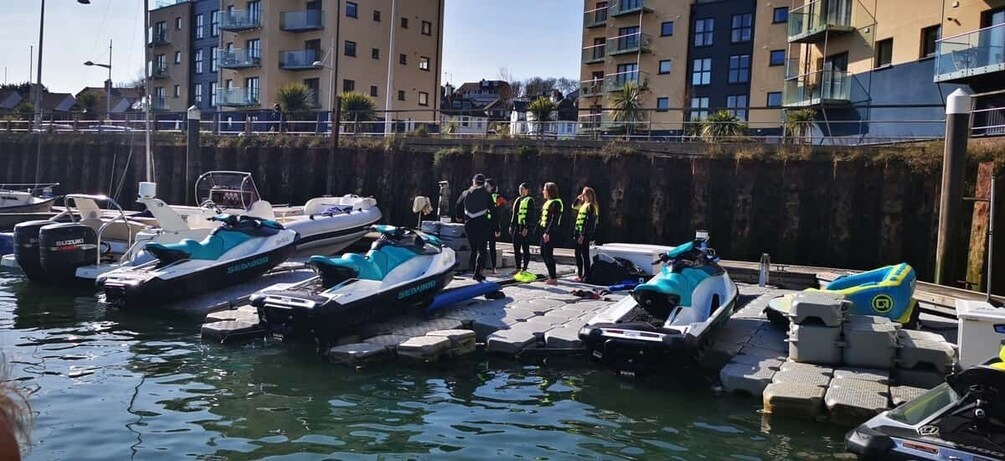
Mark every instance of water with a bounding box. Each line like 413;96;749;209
0;273;852;460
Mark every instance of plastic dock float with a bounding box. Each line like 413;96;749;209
201;320;267;342
426;329;477;356
824;379;891;425
397;336;452;362
328;342;389;367
763;382;827;419
719;359;781;396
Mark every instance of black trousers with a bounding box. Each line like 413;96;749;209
512;230;531;270
487;234;498;269
540;233;559;279
464;217;491;275
574;240;591;280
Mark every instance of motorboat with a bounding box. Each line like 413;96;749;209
0;183;59;231
250;225;455;342
97;214;298;308
845;347;1005;460
580;231;739;374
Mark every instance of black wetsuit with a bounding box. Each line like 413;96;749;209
539;198;564;279
456;186;493;278
509;195;537;271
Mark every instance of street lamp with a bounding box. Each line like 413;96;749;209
313;46;340;197
84;39;113;121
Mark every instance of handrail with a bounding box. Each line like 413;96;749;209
62;194;133;268
938;20;1005;43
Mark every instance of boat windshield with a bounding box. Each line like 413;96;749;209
887;383;960;426
194;172;261;210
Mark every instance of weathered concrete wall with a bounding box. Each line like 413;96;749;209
0;135;974;285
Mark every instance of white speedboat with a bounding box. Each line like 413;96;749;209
0;183;59;230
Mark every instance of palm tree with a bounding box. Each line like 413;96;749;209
785;108;817;144
275;83;316;116
609;81;646;138
527;97;557;137
340;91;377;135
700;110;748;142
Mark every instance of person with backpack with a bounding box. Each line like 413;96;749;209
484;178;507;274
508;183;536;274
539;182;564;285
572;186;600;282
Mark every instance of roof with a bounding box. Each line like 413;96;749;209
38;92;77;112
76;86;145;113
456;80;510;94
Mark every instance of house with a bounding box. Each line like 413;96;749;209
455;80;513;106
0;90;22;112
482;98;512;122
440;95;489;136
508;99;532;136
39;93;78;114
511;90;579;139
75;87;145;116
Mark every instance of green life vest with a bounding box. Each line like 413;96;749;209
516;196;532;226
488;193;500;220
540;198;564;228
575;203;597;234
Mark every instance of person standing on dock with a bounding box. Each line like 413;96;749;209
539;182;564;285
509;183;536;274
572;186;599;283
455;174;493;282
484;178;507;274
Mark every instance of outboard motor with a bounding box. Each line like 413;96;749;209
38;223;97;282
13;220;52;281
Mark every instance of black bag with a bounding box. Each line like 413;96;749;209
586;253;646;286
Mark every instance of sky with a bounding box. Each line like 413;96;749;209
0;0;582;94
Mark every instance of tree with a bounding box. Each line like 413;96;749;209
0;82;42;97
555;77;578;95
527;97;557;137
700;110;748;142
523;77;557;99
76;92;100;118
785;108;817;144
14;102;34;119
276;83;316;117
609;81;646;138
340;91;377;134
498;67;521;100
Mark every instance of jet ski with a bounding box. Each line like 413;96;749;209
96;214;298;308
250;225;456;342
846;347;1005;460
580;231;739;373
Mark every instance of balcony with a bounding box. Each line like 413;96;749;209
605;70;649;92
783;70;851;107
220;9;261;32
150;29;170;47
580;78;604;97
280;49;320;70
151;96;168;111
584;7;607;28
607;32;652;56
281;9;324;32
787;0;856;43
217;49;261;69
582;44;606;64
578;113;604;132
150;65;170;80
934;23;1005;89
218;88;260;107
608;0;651;17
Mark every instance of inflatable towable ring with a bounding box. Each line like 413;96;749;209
871;294;894;313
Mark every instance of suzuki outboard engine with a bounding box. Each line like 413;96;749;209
13;220;52;281
38;223;97;282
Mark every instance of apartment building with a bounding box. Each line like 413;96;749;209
149;1;194;112
578;0;787;136
148;0;444;124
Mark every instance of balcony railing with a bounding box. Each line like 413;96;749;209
607;32;652;55
217;49;261;69
150;29;170;46
605;70;649;92
584;7;608;28
281;9;324;32
582;44;606;64
218;88;260;107
578;113;604;131
934;23;1005;83
787;0;856;43
580;79;604;97
783;70;851;107
609;0;651;17
151;96;168;111
150;65;170;79
220;9;261;32
280;49;320;70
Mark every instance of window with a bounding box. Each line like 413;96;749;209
399;54;407;65
370;85;379;97
211;10;220;37
304;78;320;105
921;25;940;58
248;1;261;23
728;54;751;83
195;14;204;39
346;2;358;18
656;97;670;112
344;40;357;57
691;58;711;86
194;84;203;103
731;13;752;43
422;20;432;36
195;49;204;74
419;91;429;106
875;38;893;67
175;17;182;30
174;51;182;64
419;56;430;71
373;10;381;21
210;46;218;72
401;17;409;29
658;59;672;74
371;48;380;60
689;97;709;121
766;91;782;107
247;39;260;59
773;7;788;24
343;79;355;92
210;85;217;106
769;50;786;66
398;90;405;101
246;77;260;102
694;18;713;47
173;85;181;98
726;94;748;121
661;21;674;37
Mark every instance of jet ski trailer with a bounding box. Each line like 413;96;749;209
580;231;739;373
251;226;456;342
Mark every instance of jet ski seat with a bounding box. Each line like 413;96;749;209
145;216;281;263
809;263;917;324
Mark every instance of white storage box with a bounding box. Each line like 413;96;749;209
589;243;673;276
956;300;1005;368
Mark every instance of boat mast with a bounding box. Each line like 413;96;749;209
143;0;153;182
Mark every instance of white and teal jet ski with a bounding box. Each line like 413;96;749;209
580;231;738;373
251;225;455;342
96;214;298;308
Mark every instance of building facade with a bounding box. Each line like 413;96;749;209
150;1;194;112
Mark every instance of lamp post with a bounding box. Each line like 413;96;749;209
313;50;341;197
84;39;113;121
33;0;92;131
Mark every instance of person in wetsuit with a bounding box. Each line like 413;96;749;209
572;186;599;282
539;182;564;285
455;174;493;282
484;178;506;274
509;183;536;274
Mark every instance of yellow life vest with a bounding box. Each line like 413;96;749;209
575;203;597;234
540;198;564;228
516;196;532;226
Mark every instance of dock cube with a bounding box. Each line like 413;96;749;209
825;379;891;425
397;336;452;362
486;328;539;355
770;366;833;388
328;342;389;367
832;367;890;385
897;336;957;375
790;292;848;327
763;382;827;419
719;360;778;396
426;329;477;356
788;323;842;365
842;315;899;369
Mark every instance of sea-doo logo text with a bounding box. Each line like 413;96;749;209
227;256;269;274
398;280;436;299
55;238;84;247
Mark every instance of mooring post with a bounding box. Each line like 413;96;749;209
935;89;972;285
186;106;201;205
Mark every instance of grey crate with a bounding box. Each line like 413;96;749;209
843;315;899;369
763;382;827;419
789;323;842;365
790;292;848;327
897;337;957;375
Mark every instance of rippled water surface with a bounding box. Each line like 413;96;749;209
0;273;851;460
